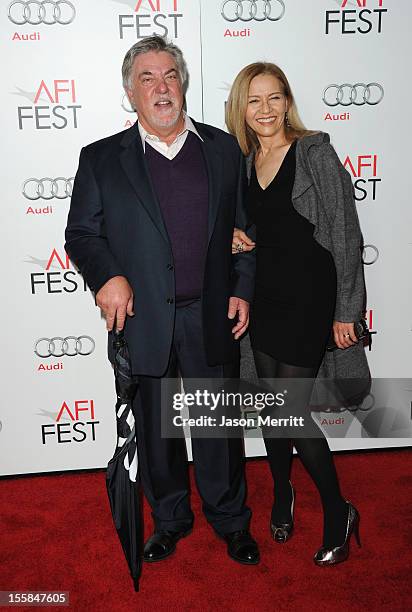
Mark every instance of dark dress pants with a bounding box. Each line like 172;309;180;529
132;299;251;535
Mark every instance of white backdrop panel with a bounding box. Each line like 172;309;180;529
0;0;410;476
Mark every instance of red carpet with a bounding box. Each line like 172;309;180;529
1;451;411;612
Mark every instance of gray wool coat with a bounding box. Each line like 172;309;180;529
241;131;370;405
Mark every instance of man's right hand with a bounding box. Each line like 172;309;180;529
95;276;134;331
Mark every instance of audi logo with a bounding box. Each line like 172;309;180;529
221;0;285;22
362;244;379;266
121;93;134;114
323;83;384;107
8;1;76;25
35;336;95;358
22;177;74;200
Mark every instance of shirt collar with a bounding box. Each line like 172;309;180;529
138;112;203;151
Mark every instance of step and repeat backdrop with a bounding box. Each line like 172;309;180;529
1;0;411;476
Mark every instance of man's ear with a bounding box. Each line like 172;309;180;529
125;88;135;111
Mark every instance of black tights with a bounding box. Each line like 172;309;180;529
253;349;349;548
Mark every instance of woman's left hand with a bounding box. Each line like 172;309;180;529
332;321;358;350
232;228;256;254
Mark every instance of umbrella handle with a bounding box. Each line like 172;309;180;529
112;326;126;349
113;314;127;335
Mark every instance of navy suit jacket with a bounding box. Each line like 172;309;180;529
65;119;255;376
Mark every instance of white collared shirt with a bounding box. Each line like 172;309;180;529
138;113;203;160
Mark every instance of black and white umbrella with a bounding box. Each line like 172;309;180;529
106;328;142;591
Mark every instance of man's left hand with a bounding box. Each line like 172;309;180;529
228;297;250;340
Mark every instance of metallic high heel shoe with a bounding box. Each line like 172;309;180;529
270;482;295;543
313;501;361;566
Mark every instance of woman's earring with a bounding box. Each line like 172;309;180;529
285;111;290;128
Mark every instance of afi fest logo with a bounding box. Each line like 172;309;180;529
325;0;388;35
118;0;183;40
15;79;81;130
23;176;74;216
342;153;381;201
26;247;88;295
9;0;76;41
40;399;99;445
221;0;285;39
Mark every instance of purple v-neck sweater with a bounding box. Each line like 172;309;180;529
145;131;209;303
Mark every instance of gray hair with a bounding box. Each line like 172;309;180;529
122;35;189;93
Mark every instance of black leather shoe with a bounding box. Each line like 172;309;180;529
223;530;260;565
143;528;191;563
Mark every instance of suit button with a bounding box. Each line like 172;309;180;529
167;264;174;271
167;298;174;304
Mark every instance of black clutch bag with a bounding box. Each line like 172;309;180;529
326;319;370;352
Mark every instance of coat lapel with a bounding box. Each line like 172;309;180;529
119;123;170;245
194;121;223;243
292;139;314;201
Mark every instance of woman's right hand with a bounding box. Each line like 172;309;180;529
232;228;256;254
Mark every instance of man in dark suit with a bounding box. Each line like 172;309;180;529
65;36;259;565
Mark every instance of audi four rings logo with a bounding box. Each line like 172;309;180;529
221;0;285;22
22;177;74;200
323;83;384;107
35;336;95;358
362;245;379;266
8;1;76;25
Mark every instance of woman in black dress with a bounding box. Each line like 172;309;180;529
226;63;363;565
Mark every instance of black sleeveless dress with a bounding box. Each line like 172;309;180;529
247;140;337;368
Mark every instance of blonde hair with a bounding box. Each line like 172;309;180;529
226;62;314;155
